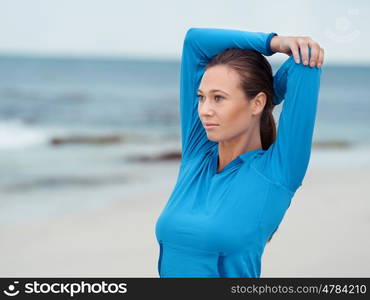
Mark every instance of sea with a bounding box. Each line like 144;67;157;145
1;54;369;225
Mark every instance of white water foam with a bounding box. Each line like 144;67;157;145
0;119;49;149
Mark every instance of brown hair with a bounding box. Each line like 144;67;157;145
205;48;277;243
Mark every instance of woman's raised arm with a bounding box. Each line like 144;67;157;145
253;49;323;194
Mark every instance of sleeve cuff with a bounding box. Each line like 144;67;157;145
266;32;278;56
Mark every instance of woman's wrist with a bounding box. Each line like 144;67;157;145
270;35;281;53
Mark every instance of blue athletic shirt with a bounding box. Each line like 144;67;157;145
155;27;322;278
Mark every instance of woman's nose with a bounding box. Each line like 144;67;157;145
199;100;214;115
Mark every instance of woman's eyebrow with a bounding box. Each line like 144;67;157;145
197;89;230;96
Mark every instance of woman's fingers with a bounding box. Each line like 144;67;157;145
290;42;301;64
298;37;309;65
317;48;325;68
308;40;320;67
292;36;323;68
285;36;324;67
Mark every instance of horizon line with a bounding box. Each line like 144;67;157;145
0;51;369;67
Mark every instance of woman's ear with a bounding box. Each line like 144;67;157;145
251;92;267;116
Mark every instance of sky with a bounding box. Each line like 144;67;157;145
0;0;369;65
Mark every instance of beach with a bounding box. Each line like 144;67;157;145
1;146;369;277
263;147;370;277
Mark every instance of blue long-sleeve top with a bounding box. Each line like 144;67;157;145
155;27;322;278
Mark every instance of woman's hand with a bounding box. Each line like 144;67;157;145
270;35;324;68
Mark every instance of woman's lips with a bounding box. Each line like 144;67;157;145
204;124;219;130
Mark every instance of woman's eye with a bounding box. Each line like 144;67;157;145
197;95;224;102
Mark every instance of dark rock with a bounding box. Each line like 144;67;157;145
312;140;351;149
51;135;123;145
127;150;182;162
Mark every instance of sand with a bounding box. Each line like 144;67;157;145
0;149;369;277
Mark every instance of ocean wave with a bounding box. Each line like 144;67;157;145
0;119;49;149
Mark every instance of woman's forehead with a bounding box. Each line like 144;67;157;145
200;66;240;93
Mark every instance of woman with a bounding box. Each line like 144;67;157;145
155;27;324;278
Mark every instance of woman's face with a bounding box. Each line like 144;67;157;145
197;65;261;142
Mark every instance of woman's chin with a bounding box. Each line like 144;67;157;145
206;134;220;142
